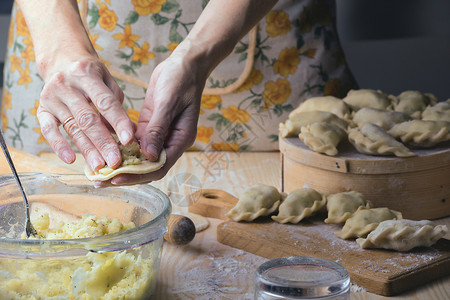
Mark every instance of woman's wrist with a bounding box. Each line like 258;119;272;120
36;44;98;82
175;35;235;80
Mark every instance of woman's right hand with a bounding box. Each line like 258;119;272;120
17;0;135;172
36;54;135;172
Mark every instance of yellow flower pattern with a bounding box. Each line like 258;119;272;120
212;142;240;152
234;68;263;93
1;89;12;131
196;126;214;143
201;95;222;110
29;100;40;122
113;25;140;48
89;33;104;51
98;3;118;31
133;0;167;16
132;42;155;65
273;47;300;78
221;106;250;124
263;78;292;106
1;0;357;153
265;10;291;37
126;109;140;124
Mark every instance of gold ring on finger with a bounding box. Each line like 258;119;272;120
62;116;75;127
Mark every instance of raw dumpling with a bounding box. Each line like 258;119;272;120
335;207;402;239
393;90;437;118
343;89;392;111
272;188;326;224
299;122;347;156
289;96;351;119
357;219;448;251
279;111;348;138
348;123;415;157
388;120;450;147
226;184;285;221
352;107;411;130
325;191;370;224
85;141;166;181
421;101;450;122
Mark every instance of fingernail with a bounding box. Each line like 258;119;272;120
93;181;102;189
91;157;104;171
61;151;73;163
120;130;132;144
146;144;158;161
107;152;121;166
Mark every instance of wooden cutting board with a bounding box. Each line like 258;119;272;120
188;189;450;296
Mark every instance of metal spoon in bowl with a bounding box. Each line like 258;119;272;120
0;128;38;238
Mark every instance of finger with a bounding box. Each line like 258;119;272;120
63;90;122;168
111;110;198;186
137;100;176;162
80;74;134;146
37;109;76;164
104;72;125;105
40;82;117;169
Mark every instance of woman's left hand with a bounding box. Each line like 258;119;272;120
94;41;207;187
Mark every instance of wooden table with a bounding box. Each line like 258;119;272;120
1;149;449;299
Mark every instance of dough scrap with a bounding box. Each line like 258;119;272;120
421;101;450;122
335;207;402;239
393;90;437;118
299;122;347;156
352;107;411;130
356;219;448;251
388;120;450;147
272;188;326;224
85;142;166;181
348;123;415;157
279;111;348;138
172;211;210;233
343;89;392;111
289;96;351;119
226;184;285;221
325;191;370;224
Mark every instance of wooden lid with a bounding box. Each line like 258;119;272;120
279;137;450;175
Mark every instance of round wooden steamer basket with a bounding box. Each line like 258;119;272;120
279;137;450;220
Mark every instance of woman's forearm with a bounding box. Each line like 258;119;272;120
16;0;95;80
181;0;278;74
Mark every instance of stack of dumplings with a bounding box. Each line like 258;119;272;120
226;184;448;252
279;89;450;157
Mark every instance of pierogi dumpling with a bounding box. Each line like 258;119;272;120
272;188;326;224
226;184;285;221
357;219;448;251
348;123;415;157
335;207;402;239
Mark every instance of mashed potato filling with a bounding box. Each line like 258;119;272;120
0;214;159;299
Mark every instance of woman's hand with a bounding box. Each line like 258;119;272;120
17;0;135;171
93;0;279;187
37;54;135;172
95;42;205;187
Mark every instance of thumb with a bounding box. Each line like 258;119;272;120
139;104;173;161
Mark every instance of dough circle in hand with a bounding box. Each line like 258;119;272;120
85;145;166;181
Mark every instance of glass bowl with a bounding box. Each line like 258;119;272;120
0;173;171;299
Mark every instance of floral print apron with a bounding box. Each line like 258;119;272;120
1;0;357;155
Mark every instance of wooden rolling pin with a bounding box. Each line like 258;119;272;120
164;214;196;246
